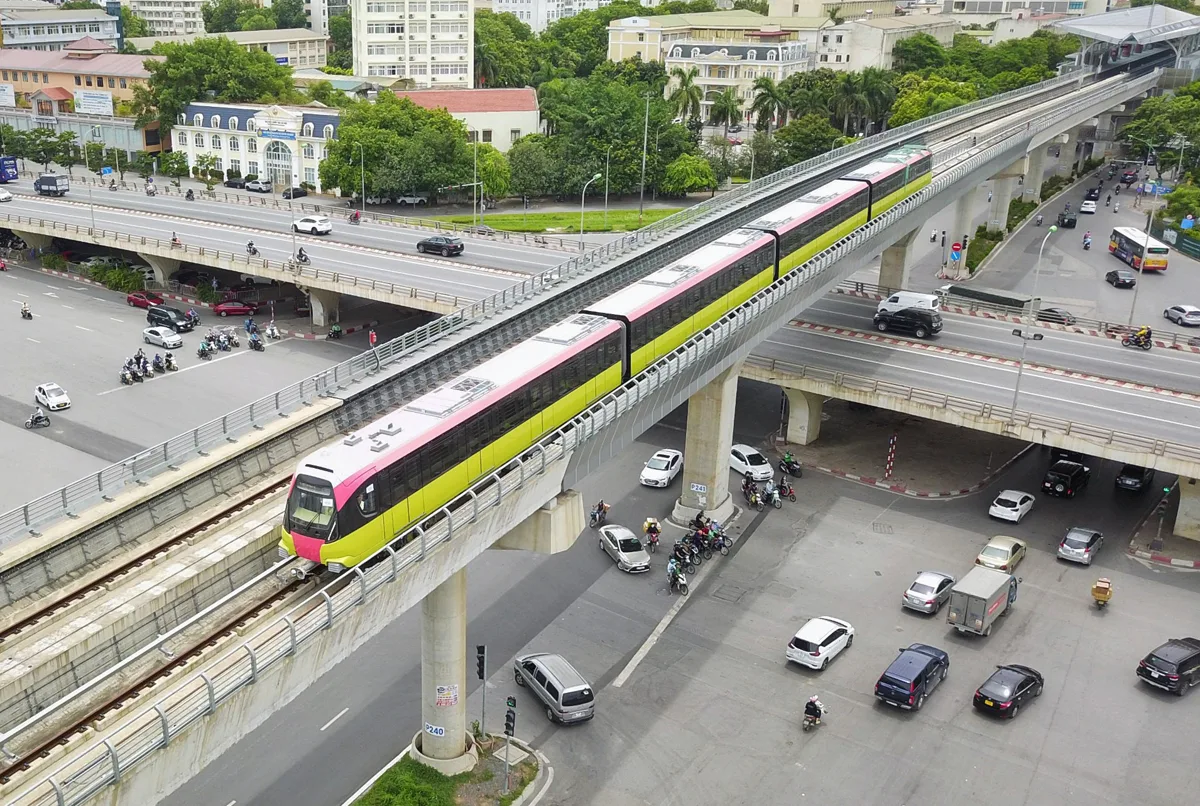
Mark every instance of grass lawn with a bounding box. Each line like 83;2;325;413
355;745;538;806
427;208;682;233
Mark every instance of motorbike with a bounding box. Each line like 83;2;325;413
225;329;240;348
165;354;179;371
129;365;144;382
185;189;195;201
108;181;118;191
348;215;361;225
185;311;200;327
643;528;660;554
25;413;50;429
1035;214;1043;226
296;251;311;265
197;345;214;361
327;324;344;340
152;357;166;374
1092;577;1112;609
145;186;157;197
742;486;764;511
668;571;689;596
249;338;265;352
1121;334;1153;351
20;308;32;320
763;483;783;510
246;244;260;257
802;703;827;732
119;367;134;385
589;502;610;528
141;362;155;378
779;456;803;477
778;479;797;502
671;542;698;574
217;334;230;351
265;323;280;340
1083;239;1092;251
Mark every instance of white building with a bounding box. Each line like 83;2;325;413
937;0;1113;27
818;14;959;70
991;9;1070;43
351;0;473;89
171;102;340;192
304;0;330;36
1;8;120;52
393;87;539;151
119;0;205;36
127;28;330;68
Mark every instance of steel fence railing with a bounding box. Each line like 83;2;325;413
9;70;1181;806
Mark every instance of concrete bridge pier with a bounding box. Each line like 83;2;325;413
1175;478;1200;541
411;567;478;776
672;361;742;527
138;253;181;286
493;489;586;553
307;287;340;328
947;186;979;280
1056;128;1080;176
987;158;1025;233
10;230;53;250
783;388;824;446
878;228;919;291
1024;147;1048;201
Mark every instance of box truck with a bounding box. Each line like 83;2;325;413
946;566;1019;637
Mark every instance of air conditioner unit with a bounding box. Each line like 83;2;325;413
431;55;436;60
409;34;416;39
457;33;463;38
431;12;436;17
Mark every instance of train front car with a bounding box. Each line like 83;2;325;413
280;313;624;571
839;144;933;221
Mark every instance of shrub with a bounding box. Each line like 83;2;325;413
226;168;242;180
40;253;67;271
966;226;1004;272
195;284;221;304
1039;175;1070;199
245;173;258;181
1006;198;1037;231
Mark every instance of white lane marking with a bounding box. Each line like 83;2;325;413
26;337;39;343
60;304;73;310
70;285;86;290
320;707;349;732
526;757;555;806
224;801;236;806
110;317;124;323
75;325;92;332
16;292;27;297
92;297;108;303
44;284;59;289
339;743;413;806
613;592;687;688
43;292;58;298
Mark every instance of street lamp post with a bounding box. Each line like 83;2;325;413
1009;225;1056;423
465;124;480;227
604;146;612;231
580;172;601;251
638;93;649;226
354;142;365;215
1122;137;1162;326
82;128;99;233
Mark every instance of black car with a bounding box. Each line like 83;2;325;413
172;269;213;288
1106;269;1137;288
874;643;949;711
146;305;194;333
1042;460;1090;498
973;664;1044;718
1137;638;1200;696
1115;463;1155;492
282;187;308;199
1051;448;1085;465
224;177;247;189
873;307;942;339
1085;187;1101;201
1037;307;1076;325
1056;212;1077;229
417;235;465;256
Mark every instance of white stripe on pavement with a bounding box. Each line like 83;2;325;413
320;708;349;732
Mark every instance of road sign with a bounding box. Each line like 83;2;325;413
101;166;112;176
950;250;961;262
951;242;961;252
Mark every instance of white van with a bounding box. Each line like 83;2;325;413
876;291;941;315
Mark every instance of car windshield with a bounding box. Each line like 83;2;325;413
647;457;671;470
45;386;64;397
994;497;1017;508
618;537;643;553
287;475;337;540
746;453;767;466
909;582;935;595
1144;653;1178;673
980;545;1008;559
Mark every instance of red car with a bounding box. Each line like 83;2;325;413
127;291;164;308
213;300;259;317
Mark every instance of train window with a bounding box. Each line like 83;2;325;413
357;483;379;517
389;455;421;502
287;475;337;540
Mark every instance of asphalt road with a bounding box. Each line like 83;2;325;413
801;293;1200;394
0;266;358;512
0;192;538;302
754;318;1200;447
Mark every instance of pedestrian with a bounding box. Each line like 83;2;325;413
244;317;252;334
930;227;937;243
987;190;993;202
369;328;378;348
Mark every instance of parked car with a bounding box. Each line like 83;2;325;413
35;382;71;410
224;177;247;189
126;291;164;309
730;443;772;481
597;525;650;573
728;124;743;133
1042;460;1091;498
640;449;683;487
1115;463;1155;492
874;643;950;711
1080;200;1097;214
1056;212;1078;228
1106;269;1137;288
213;300;258;317
973;664;1043;718
396;194;429;206
872;307;942;338
1136;637;1200;696
143;325;183;349
173;270;213;288
988;490;1034;524
1056;527;1104;565
975;535;1027;572
1164;305;1200;326
282;187;308;199
785;616;854;670
245;179;272;193
902;571;956;614
417;235;465;257
1037;307;1077;325
293;215;332;235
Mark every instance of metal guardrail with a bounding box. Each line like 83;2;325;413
0;74;1088;544
8;71;1175;806
745;355;1200;463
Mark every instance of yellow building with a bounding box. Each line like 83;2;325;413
0;37;156;107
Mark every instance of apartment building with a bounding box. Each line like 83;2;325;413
1;8;120;51
937;0;1114;25
351;0;473;88
769;0;899;21
120;0;205;37
492;0;615;33
817;15;959;69
127;28;330;68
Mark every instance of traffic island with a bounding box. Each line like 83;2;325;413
355;735;543;806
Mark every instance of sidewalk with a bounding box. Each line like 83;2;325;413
1126;488;1200;569
782;400;1029;496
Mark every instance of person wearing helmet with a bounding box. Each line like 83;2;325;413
804;695;824;725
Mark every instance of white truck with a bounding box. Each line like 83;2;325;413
946;566;1019;637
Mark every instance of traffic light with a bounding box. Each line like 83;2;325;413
504;708;516;737
476;645;486;681
506;696;516;708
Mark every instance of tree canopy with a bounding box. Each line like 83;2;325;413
201;0;307;33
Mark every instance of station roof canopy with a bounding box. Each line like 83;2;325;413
1054;6;1200;46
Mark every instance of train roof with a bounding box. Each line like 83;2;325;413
296;313;619;486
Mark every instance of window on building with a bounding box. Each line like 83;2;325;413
95;75;103;86
193;113;202;126
835;35;843;44
108;77;115;88
304;167;316;185
177;131;188;145
323;124;333;139
0;72;6;81
210;115;219;128
119;78;126;88
835;55;841;62
246;118;256;131
249;160;259;176
229;117;238;130
302;143;314;158
302;122;313;137
31;73;38;83
637;32;644;42
248;139;257;153
211;134;221;148
231;158;241;174
21;72;29;82
510;128;521;142
85;75;92;86
74;75;81;85
821;35;828;44
36;99;52;117
819;54;827;62
195;133;204;147
214;157;222;171
322;146;328;159
229;137;239;151
747;49;756;60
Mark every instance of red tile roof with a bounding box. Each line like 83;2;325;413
37;86;73;101
393;87;538;113
65;36;114;52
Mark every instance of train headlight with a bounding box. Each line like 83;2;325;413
328;562;346;573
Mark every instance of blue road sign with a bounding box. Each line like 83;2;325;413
950;250;961;261
101;166;112;176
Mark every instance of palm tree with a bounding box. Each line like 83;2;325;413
474;36;499;88
857;67;896;133
831;73;869;135
826;4;844;24
788;87;829;123
709;87;742;138
750;76;789;135
669;66;704;123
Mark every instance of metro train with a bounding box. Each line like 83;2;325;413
279;144;933;570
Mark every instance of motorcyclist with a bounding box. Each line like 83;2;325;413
170;231;181;247
643;517;661;539
246;240;257;255
250;331;262;348
593;499;608;520
153;352;163;367
741;474;757;497
297;247;308;263
1035;213;1043;226
667;556;680;584
1135;325;1152;342
20;302;30;317
32;406;46;424
804;696;824;724
185;188;194;201
351;210;361;223
1114;201;1120;213
1105;194;1112;207
165;351;175;368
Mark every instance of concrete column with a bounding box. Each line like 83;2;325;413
411;568;477;775
947;186;978;280
493;489;585;553
137;253;181;286
9;230;53;250
878;228;919;291
308;287;340;327
988;176;1016;233
1175;478;1200;541
673;361;742;526
1057;129;1078;177
1024;147;1047;201
783;388;823;446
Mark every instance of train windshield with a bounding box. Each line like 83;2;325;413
287;474;337;541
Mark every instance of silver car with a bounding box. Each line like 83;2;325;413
598;525;650;573
902;571;956;614
1057;527;1103;565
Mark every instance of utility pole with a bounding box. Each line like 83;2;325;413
638;93;649;226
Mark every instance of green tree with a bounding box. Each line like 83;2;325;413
476;144;512;200
202;0;257;32
306;80;353;108
668;66;703;122
83;141;107;175
329;11;353;70
888;75;976;128
0;124;27;162
508;136;558;198
24;128;59;170
160;151;190;185
474;11;532;88
830;72;868;134
892;33;947;72
661;153;716;196
1132;0;1194;11
702;136;736;184
775;113;844;164
271;0;307;28
193;154;220;190
749;75;789;132
54;132;80;175
708;87;742;138
135;38;297;134
857;67;896;133
732;0;768;12
130;151;156;179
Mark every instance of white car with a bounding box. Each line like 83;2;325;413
246;179;272;193
988;490;1034;524
1080;200;1097;214
35;382;71;410
143;325;183;349
293;215;332;235
731;443;772;482
0;188;12;202
786;616;854;670
640;449;682;487
1164;305;1200;326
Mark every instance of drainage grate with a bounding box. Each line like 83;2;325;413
872;522;894;534
711;584;748;603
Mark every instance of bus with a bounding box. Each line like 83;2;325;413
1109;227;1170;271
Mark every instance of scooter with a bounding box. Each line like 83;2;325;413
249;338;265;352
1121;334;1153;351
1083;238;1092;251
20;307;32;320
25;413;50;429
164;354;179;371
779;456;803;477
668;571;689;596
802;704;827;732
119;368;133;385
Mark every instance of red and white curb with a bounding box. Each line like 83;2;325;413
802;444;1035;499
791;321;1200;401
1126;548;1200;568
277;320;378;340
832;287;1200;354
